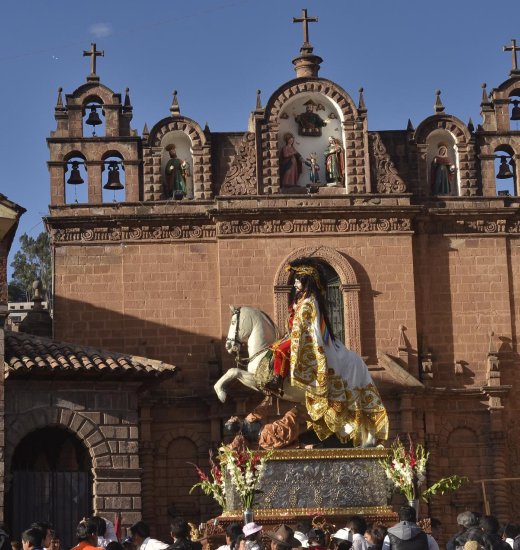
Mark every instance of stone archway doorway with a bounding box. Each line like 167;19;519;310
7;427;92;548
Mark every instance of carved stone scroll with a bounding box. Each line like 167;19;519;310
220;132;257;195
369;133;406;193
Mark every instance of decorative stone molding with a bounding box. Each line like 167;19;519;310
216;217;412;237
220;133;257;195
369;133;406;193
50;222;216;244
273;246;362;353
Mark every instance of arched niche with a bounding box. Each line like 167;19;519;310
426;129;459;196
414;115;476;196
273;246;361;353
261;79;368;194
160;131;193;199
494;144;517;196
144;117;212;201
64;151;88;204
277;93;345;189
101;150;125;203
82;94;105;138
508;88;520;131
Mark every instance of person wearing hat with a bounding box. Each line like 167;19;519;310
331;529;352;550
266;525;301;550
242;524;263;550
307;529;327;550
295;100;327;137
294;522;312;549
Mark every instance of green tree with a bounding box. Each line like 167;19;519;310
9;231;51;304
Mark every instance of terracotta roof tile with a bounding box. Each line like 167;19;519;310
4;330;177;379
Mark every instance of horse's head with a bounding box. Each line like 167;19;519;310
225;305;242;354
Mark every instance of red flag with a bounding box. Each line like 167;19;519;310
114;512;122;542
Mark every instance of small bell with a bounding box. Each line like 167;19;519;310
67;161;84;185
511;100;520;121
103;161;124;190
85;105;102;135
496;157;514;179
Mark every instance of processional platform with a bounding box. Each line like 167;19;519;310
219;447;395;524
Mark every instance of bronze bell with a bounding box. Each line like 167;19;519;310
496;157;514;179
67;161;84;185
103;161;124;190
511;100;520;121
85;106;102;127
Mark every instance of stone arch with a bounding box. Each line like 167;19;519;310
69;82;121;108
261;78;369;194
157;426;208;458
273;245;362;352
414;114;477;196
144;117;212;201
5;407;112;473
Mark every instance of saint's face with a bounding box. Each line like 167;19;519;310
294;278;303;291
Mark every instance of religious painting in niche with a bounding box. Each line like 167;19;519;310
295;99;327;137
278;94;344;190
426;130;459;196
161;131;193;199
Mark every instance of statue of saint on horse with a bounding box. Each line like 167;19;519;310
214;260;389;448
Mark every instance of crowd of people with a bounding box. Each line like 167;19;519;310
7;506;520;550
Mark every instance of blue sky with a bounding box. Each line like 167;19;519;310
1;0;519;273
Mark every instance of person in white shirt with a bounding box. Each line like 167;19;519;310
348;517;368;550
130;522;168;550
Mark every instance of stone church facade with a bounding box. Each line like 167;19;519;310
11;23;520;542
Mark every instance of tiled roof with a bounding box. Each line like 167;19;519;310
4;330;177;379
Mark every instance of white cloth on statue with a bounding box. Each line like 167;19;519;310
139;538;169;550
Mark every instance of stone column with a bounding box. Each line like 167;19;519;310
489;427;509;522
139;405;155;529
86;161;103;204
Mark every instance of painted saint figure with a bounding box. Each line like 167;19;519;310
295;99;327;137
279;133;303;187
164;144;190;198
324;136;345;184
431;144;456;195
304;153;320;184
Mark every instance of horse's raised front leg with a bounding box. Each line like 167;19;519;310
214;368;261;403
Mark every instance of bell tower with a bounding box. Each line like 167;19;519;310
47;44;141;205
476;38;520;196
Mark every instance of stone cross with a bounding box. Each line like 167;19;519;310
83;43;105;76
293;8;318;45
503;39;520;72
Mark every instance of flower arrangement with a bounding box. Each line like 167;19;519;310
189;451;226;509
380;436;467;502
220;447;272;510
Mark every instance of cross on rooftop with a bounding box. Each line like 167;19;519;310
83;43;104;77
293;8;318;46
503;38;520;72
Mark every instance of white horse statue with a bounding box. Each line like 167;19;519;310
214;305;386;447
